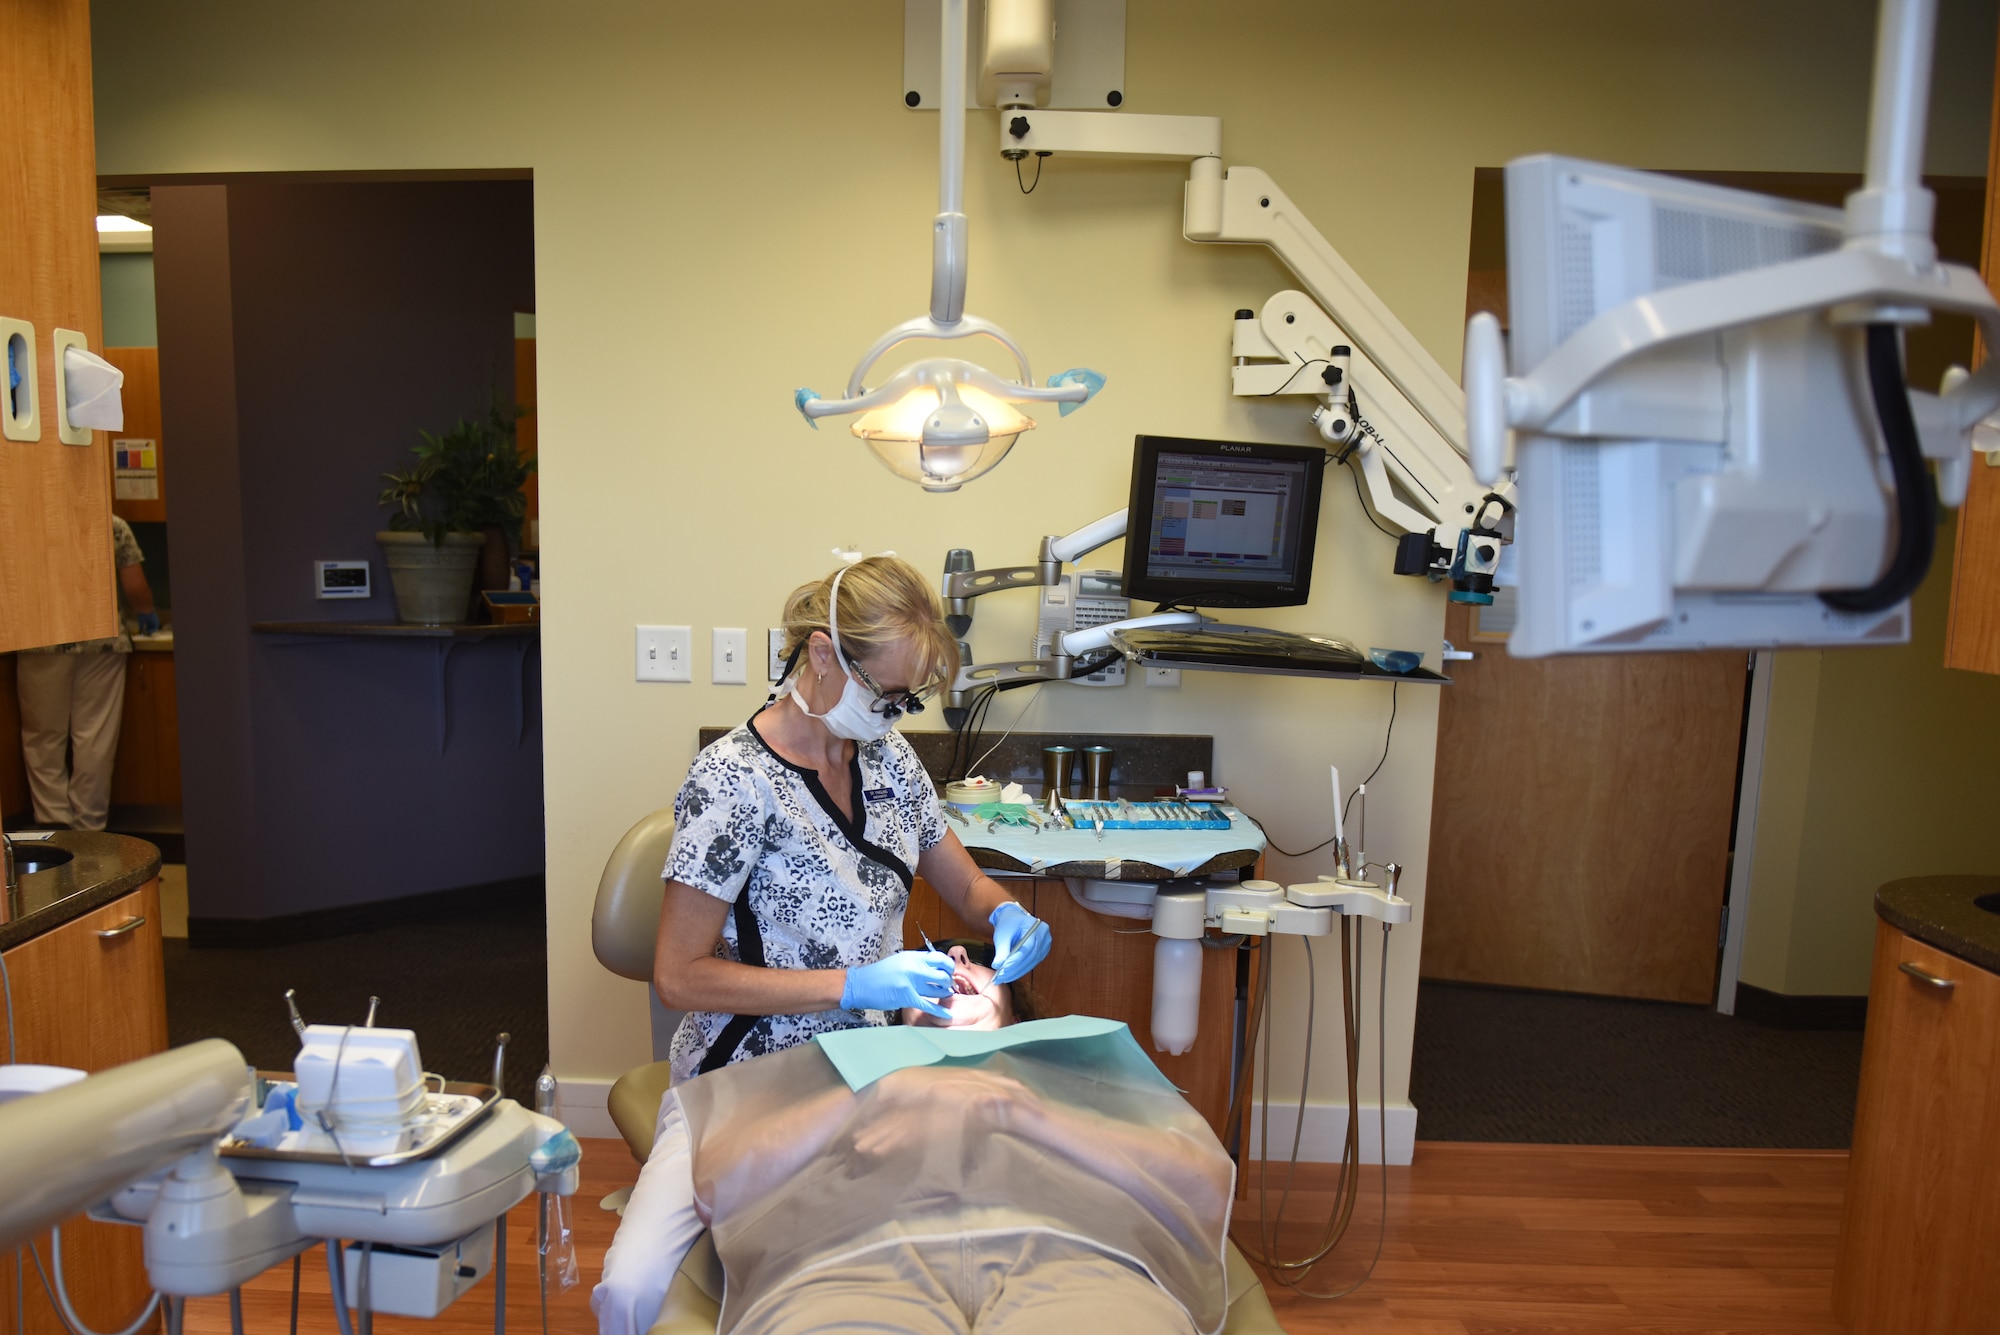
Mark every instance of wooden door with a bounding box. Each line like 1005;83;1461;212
0;0;116;653
1944;22;2000;672
0;883;168;1335
110;651;182;808
1836;921;2000;1331
1421;602;1747;1002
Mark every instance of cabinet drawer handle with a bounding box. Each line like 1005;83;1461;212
95;915;147;939
1898;960;1956;991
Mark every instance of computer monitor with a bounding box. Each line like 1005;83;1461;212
1122;435;1326;609
1504;154;1909;654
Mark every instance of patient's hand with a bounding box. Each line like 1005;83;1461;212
851;1067;1035;1157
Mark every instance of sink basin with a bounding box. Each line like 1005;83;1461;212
1975;892;2000;917
9;844;74;876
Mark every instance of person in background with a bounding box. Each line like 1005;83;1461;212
15;515;159;831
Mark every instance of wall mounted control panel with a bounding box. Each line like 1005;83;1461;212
315;560;371;599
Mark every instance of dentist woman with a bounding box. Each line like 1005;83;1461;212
653;556;1052;1082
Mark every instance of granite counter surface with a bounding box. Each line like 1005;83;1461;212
0;832;164;953
1876;875;2000;976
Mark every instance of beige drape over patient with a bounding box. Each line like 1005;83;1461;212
669;1024;1236;1334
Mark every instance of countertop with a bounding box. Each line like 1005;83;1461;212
0;832;164;952
1875;875;2000;975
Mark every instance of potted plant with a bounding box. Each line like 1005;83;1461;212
377;403;535;624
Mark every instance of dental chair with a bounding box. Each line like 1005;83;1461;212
591;808;1286;1334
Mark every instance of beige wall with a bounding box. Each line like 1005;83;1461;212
1741;517;2000;997
91;0;1998;1127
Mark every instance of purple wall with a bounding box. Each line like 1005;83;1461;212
154;180;541;925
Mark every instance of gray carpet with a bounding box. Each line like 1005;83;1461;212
163;889;550;1107
1409;979;1864;1148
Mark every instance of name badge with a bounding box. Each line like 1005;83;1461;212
862;786;894;804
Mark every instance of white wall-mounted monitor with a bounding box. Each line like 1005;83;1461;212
1505;156;1911;656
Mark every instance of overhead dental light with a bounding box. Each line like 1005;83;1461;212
794;0;1104;492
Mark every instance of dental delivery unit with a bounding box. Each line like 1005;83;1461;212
0;993;581;1327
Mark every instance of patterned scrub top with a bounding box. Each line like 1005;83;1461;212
664;713;949;1083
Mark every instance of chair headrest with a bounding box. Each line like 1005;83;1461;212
592;808;677;982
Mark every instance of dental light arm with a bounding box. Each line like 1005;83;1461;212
794;0;1104;492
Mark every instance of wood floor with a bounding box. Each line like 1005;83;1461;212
180;1138;1851;1334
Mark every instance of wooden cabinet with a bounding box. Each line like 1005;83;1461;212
0;0;116;653
110;650;183;808
1835;920;2000;1332
902;874;1259;1148
0;883;169;1335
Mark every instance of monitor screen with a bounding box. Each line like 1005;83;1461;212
1122;435;1326;609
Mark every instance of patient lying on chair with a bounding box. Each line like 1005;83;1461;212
594;947;1236;1335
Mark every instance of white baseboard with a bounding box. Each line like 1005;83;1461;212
555;1076;621;1141
1247;1100;1418;1166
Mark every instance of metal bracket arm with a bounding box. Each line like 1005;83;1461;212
1497;249;2000;439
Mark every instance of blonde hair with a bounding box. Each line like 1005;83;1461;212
781;556;960;694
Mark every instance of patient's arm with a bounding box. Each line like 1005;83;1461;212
694;1082;856;1219
1004;1089;1233;1229
849;1067;1231;1230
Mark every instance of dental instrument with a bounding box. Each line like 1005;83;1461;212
285;989;307;1041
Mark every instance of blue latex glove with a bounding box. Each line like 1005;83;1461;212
841;950;954;1019
135;611;161;635
989;902;1052;984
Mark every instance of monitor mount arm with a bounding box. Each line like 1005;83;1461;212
941;508;1202;710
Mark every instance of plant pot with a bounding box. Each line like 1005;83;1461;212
377;531;484;625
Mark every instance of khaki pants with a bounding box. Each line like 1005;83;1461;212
16;651;128;831
731;1234;1200;1335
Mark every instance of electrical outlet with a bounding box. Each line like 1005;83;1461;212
1145;665;1181;688
712;628;748;685
768;629;789;682
636;625;692;682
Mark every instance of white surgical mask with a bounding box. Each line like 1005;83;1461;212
791;568;899;743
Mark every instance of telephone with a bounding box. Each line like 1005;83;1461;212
1033;570;1129;686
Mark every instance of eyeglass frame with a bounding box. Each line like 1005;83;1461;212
841;650;933;720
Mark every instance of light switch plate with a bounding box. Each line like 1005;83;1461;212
1145;665;1181;687
712;628;749;685
637;625;692;682
768;629;788;682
